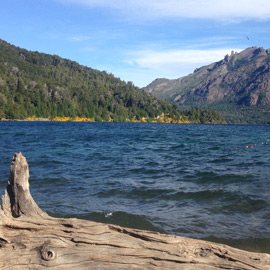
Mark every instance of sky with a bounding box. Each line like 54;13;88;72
1;0;270;87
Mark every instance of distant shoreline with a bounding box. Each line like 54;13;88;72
1;119;267;125
0;118;49;122
0;116;194;124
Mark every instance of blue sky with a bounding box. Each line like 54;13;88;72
1;0;270;87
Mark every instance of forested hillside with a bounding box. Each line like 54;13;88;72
0;39;225;124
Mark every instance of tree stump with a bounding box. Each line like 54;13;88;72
0;152;269;269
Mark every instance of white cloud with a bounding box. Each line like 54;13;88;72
124;48;243;86
128;48;242;69
58;0;270;21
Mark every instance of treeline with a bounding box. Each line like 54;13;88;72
0;39;226;124
210;104;270;124
185;107;227;124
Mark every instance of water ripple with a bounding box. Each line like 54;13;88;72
0;122;269;252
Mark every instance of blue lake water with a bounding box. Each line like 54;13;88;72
0;122;269;253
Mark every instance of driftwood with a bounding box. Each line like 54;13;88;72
0;153;269;269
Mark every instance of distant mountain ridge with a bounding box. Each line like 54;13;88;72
145;47;270;124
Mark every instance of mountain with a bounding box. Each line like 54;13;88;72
145;47;270;124
0;38;226;124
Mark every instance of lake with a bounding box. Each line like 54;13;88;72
0;122;269;253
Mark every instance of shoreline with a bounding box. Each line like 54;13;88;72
0;119;265;125
1;152;269;270
0;116;193;124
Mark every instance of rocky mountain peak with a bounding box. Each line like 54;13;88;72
145;47;270;124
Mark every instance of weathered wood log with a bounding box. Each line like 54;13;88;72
0;153;269;269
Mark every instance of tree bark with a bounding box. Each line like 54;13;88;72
0;152;269;269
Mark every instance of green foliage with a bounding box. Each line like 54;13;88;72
185;107;226;124
211;104;270;124
0;38;225;124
